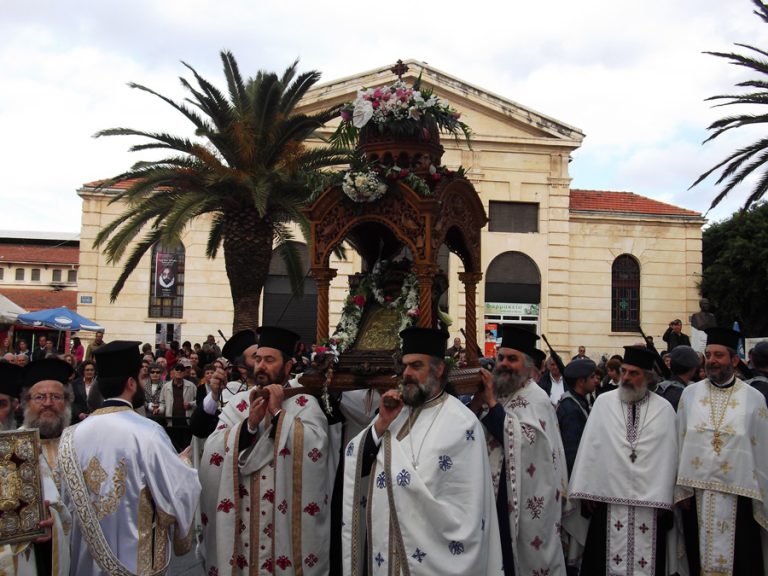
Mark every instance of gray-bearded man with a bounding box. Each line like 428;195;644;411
469;325;568;576
565;346;682;576
0;358;75;575
343;327;502;575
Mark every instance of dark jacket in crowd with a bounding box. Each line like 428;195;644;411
556;389;590;475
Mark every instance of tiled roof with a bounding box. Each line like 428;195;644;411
570;189;700;217
0;245;79;265
0;289;77;312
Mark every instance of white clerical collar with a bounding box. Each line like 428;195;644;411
105;397;133;407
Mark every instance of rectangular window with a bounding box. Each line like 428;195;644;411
15;268;24;281
31;269;40;281
52;269;62;282
0;268;4;280
488;201;539;233
67;269;77;283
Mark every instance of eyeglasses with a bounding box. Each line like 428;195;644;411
150;370;161;374
30;393;65;403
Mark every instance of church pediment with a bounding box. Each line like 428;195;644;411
298;59;584;147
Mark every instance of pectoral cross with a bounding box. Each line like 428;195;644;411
711;431;724;455
630;449;637;463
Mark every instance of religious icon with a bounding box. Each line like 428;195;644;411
0;430;45;545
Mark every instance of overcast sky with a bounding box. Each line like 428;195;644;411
2;0;765;234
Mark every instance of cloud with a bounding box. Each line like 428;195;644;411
2;0;767;232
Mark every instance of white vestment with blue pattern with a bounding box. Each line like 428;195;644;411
342;392;503;575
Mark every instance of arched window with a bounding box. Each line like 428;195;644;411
149;242;185;318
611;255;640;332
485;251;541;304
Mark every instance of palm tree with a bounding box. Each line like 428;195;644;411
93;51;348;332
691;0;768;212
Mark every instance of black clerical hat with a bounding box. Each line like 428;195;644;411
0;362;23;398
400;327;447;359
499;325;540;359
705;326;741;351
256;326;300;358
222;330;258;362
564;358;596;382
93;341;142;379
622;346;656;371
530;348;546;370
22;358;74;389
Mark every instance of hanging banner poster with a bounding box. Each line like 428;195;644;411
484;323;498;358
154;252;178;298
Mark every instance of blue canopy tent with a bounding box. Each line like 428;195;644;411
16;306;104;352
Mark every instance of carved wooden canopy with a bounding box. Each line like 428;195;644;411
303;174;487;364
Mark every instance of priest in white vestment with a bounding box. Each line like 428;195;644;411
199;327;331;575
675;326;768;575
0;360;72;576
469;325;568;576
343;327;503;576
565;346;684;576
59;341;201;576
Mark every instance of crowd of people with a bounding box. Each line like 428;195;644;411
0;319;766;575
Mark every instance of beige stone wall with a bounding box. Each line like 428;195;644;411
566;213;703;359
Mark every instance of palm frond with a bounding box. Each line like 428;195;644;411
220;51;248;114
703;114;768;142
126;82;212;133
206;212;226;258
108;228;164;302
280;69;322;114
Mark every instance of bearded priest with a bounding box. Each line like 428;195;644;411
469;325;568;576
0;359;73;576
564;346;683;576
199;326;331;575
676;326;768;575
342;327;503;575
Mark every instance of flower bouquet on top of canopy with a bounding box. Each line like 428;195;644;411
330;74;471;148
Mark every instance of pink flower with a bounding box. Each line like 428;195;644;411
407;307;420;317
373;88;382;99
400;169;409;177
340;110;351;122
353;294;366;308
372;100;380;109
382;91;391;101
452;111;462;120
315;346;328;354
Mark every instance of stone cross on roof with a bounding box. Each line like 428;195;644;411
390;60;409;79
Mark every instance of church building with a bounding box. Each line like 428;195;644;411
76;60;704;359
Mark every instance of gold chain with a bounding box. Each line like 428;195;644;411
708;382;735;456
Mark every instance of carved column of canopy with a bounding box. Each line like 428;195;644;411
459;271;483;367
309;267;337;343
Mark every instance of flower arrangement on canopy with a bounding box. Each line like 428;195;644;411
331;75;471;148
341;163;465;202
